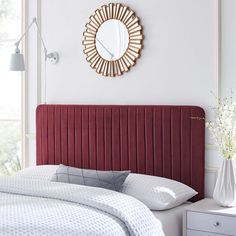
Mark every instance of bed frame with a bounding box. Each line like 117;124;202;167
36;104;205;201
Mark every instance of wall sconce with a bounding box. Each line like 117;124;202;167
9;17;59;103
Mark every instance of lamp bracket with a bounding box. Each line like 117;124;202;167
47;52;59;64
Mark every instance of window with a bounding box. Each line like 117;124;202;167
0;0;22;175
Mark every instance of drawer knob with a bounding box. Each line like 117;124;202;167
213;222;220;227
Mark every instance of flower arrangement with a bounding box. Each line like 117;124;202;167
206;94;236;160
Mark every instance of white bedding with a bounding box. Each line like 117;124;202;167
0;177;164;236
152;202;190;236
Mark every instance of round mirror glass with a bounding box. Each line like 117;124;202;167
96;19;129;61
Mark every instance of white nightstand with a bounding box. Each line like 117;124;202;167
183;198;236;236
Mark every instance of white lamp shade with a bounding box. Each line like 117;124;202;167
9;53;25;71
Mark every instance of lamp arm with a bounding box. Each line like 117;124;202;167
15;18;35;48
15;17;48;58
33;18;48;59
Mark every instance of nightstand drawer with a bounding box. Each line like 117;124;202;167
187;229;226;236
187;211;236;235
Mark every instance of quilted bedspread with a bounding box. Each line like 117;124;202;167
0;177;164;236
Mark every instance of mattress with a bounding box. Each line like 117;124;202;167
152;202;191;236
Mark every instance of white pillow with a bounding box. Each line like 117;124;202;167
14;165;58;180
121;173;197;210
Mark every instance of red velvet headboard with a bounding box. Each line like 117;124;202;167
36;105;205;201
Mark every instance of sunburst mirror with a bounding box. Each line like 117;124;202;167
83;3;144;77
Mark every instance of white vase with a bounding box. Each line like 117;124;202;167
213;159;236;207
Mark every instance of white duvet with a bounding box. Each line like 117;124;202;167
0;177;164;236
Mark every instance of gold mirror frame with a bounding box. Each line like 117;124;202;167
83;3;143;77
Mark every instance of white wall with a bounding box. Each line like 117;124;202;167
42;0;217;107
26;0;229;197
221;0;236;98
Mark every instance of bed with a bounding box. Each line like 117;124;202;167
152;202;191;235
0;105;205;236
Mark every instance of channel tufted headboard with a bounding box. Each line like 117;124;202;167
36;105;205;201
